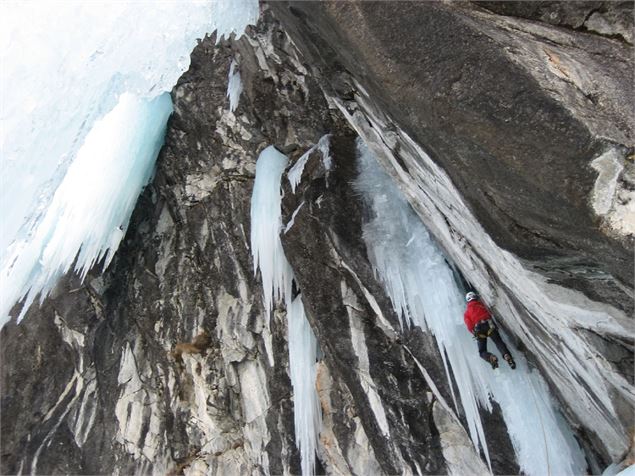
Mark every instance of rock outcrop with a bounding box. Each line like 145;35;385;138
1;2;633;475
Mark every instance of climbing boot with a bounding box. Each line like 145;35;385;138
503;354;516;370
488;355;499;369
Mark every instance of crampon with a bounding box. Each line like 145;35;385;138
503;353;516;370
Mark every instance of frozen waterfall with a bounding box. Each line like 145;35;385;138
250;146;321;476
354;138;587;476
0;0;259;324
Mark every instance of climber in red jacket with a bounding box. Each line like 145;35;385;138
464;292;516;370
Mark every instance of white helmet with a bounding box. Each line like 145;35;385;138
465;292;477;302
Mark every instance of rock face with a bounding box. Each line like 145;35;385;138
270;0;634;468
1;2;633;475
474;1;634;44
1;10;482;476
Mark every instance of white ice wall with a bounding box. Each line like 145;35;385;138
2;93;172;325
331;83;633;463
0;0;259;323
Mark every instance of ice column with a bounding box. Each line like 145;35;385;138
250;147;294;315
354;138;586;476
226;59;243;112
250;146;321;476
288;295;322;476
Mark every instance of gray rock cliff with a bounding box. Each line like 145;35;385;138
1;2;633;475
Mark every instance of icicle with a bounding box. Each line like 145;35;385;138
354;137;586;476
226;59;243;112
250;146;321;475
250;146;293;316
1;0;260;324
1;93;173;325
288;134;332;193
288;295;322;476
288;148;313;194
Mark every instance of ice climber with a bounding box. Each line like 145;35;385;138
464;292;516;370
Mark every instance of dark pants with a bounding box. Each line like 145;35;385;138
475;321;511;362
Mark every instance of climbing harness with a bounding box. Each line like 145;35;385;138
474;320;496;339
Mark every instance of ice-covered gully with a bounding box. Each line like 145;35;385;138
251;137;586;475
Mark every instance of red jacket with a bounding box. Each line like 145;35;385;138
464;300;492;333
